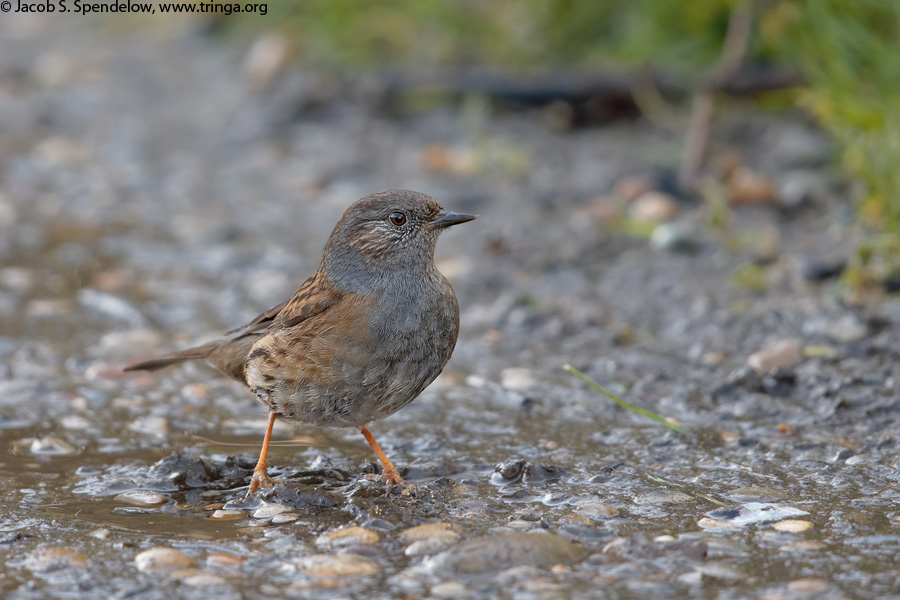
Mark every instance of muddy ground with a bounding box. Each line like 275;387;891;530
1;13;899;600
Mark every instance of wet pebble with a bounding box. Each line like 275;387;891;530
29;436;77;456
207;553;245;567
500;367;537;391
826;314;868;343
399;522;460;543
728;167;777;205
210;510;244;521
301;553;379;576
77;289;146;327
747;339;803;373
243;32;292;92
726;487;787;503
251;502;294;519
697;517;739;529
779;170;827;209
633;491;692;505
780;540;826;552
135;547;196;571
629;191;679;223
171;569;229;586
25;547;89;571
430;581;469;598
317;526;380;548
844;454;870;465
58;415;91;430
405;538;457;557
650;222;702;253
705;502;809;527
271;513;300;524
802;313;868;343
772;519;813;533
430;532;585;575
576;501;619;518
801;258;846;282
787;578;829;593
115;490;167;507
129;416;169;438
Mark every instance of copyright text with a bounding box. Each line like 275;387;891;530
1;0;268;16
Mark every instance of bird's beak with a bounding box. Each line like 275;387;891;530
431;209;477;229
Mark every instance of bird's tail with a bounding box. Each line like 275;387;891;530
123;341;219;372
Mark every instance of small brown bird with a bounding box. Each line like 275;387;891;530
124;190;475;495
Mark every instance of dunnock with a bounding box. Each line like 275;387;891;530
125;190;475;495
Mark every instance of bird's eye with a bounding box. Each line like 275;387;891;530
389;211;407;226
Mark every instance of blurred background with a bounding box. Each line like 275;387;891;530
2;2;900;599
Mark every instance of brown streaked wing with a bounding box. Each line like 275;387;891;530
272;271;341;329
225;300;289;336
224;270;340;336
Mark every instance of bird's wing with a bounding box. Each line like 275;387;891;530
225;271;339;336
272;271;340;329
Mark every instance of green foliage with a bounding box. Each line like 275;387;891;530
765;0;900;231
232;0;899;236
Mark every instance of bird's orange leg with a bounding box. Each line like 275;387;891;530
358;425;406;486
246;411;278;497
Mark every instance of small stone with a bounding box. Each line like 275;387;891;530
405;538;457;557
701;351;726;366
25;547;89;572
135;547;196;571
58;415;91;430
779;170;827;209
210;510;244;521
251;503;294;519
729;167;777;205
115;490;167;507
399;523;460;543
576;502;619;518
697;517;738;529
772;520;813;533
206;553;245;567
431;581;469;598
500;367;537;391
301;553;379;577
77;289;146;326
243;32;293;92
779;540;826;552
705;502;809;526
726;487;787;503
129;416;169;439
845;454;870;465
801;258;846;282
271;513;300;524
430;532;585;575
317;526;380;547
747;339;803;373
614;176;654;202
787;578;829;593
633;491;692;505
826;314;868;343
176;571;228;586
650;223;702;253
629;191;679;223
29;436;77;456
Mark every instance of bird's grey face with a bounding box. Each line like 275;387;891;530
336;191;475;265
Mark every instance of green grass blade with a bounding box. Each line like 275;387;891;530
564;364;687;434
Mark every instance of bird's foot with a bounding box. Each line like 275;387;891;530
364;469;425;496
245;466;281;498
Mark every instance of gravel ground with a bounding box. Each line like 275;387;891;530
1;13;899;600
